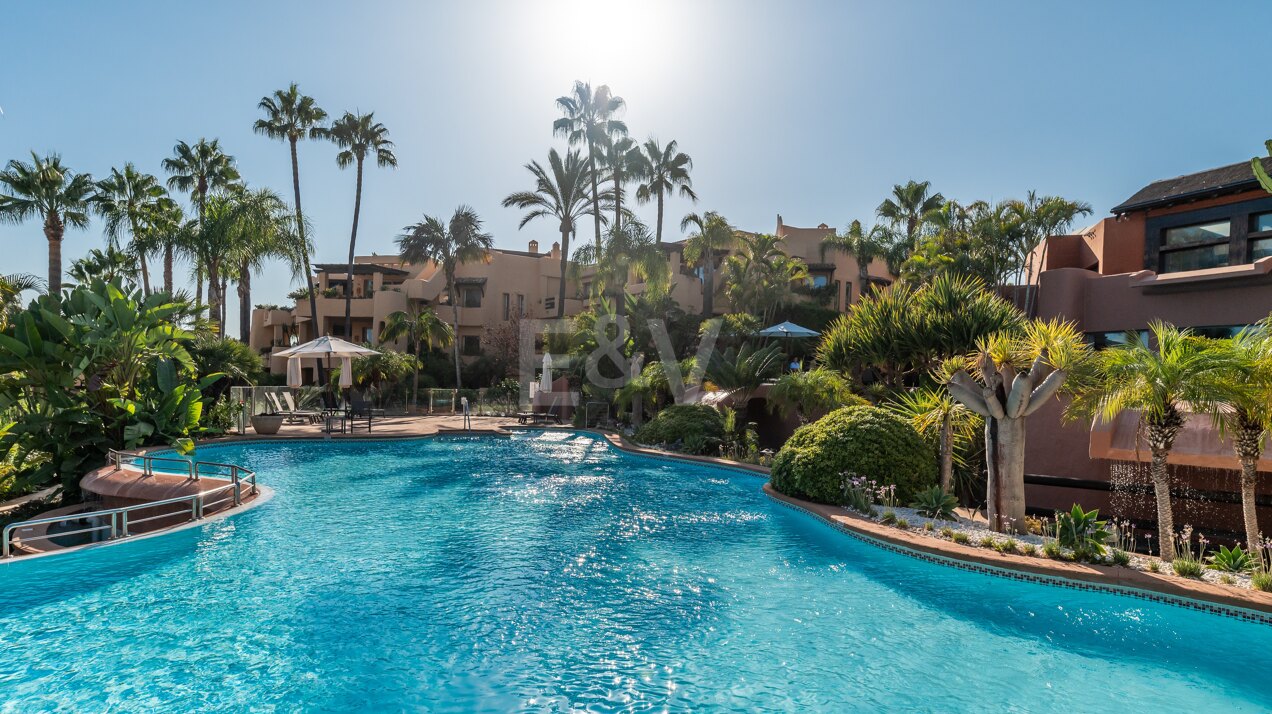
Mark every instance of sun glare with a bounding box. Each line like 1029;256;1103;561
538;0;679;82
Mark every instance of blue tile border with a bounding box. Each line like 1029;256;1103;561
765;492;1272;626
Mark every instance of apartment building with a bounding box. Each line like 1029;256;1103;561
1024;157;1272;534
249;239;583;376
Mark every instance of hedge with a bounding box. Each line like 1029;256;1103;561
770;405;936;504
633;404;726;455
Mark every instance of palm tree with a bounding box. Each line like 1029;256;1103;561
147;199;187;295
680;211;735;317
768;368;861;424
162;138;241;308
705;343;785;408
821;220;893;303
553;81;627;254
0;273;43;328
599;134;642;231
721;232;808;323
634;138;696;244
1214;325;1272;553
0;152;94;294
328;111;397;340
1068;322;1235;560
396;206;493;389
90;164;176;295
947;319;1090;533
502;148;602;318
223;188;298;342
877;180;945;257
888;361;983;495
67;246;138;285
254;83;328;342
1008;192;1092;315
572;219;669;313
379;307;454;409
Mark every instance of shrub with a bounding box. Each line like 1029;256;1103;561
1172;559;1203;578
995;538;1017;554
633;404;725;454
979;536;997;548
1020;543;1038;557
1252;571;1272;592
1147;560;1161;573
895;518;910;530
1208;545;1253;573
910;486;958;520
1111;549;1131;567
880;510;897;525
770;405;937;505
923;522;934;533
939;526;955;538
1043;541;1062;559
950;532;970;545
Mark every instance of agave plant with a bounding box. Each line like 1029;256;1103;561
1055;504;1112;557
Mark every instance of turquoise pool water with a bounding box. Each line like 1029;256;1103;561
1;431;1269;712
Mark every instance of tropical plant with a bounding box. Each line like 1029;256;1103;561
1068;322;1236;560
397;206;493;389
767;368;864;424
1054;504;1111;558
1214;324;1272;553
720;233;809;322
328;111;397;339
599;134;642;231
1008;192;1093;314
348;348;419;406
502;148;603;317
946;318;1091;533
876;180;944;258
680;210;734;316
1209;544;1254;573
910;485;959;520
818;273;1024;388
553;81;627;254
91;164;177;295
67;247;137;286
821;220;895;302
887;377;983;494
0;152;95;294
770;405;937;505
222;188;301;341
705;342;784;407
0;280;216;492
379;306;454;409
634;138;696;244
0;273;42;329
162;138;241;307
255;83;329;352
572;219;669;310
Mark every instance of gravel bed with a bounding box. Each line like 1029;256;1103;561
854;505;1261;591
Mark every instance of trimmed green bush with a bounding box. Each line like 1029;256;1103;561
770;405;937;504
634;404;725;454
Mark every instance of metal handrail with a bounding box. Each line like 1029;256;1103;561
3;460;259;558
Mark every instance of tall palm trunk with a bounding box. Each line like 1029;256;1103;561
702;247;715;317
614;174;622;232
207;257;222;333
220;275;228;330
344;158;364;341
290;137;323;347
857;264;870;304
238;259;252;342
138;252;151;295
939;410;954;493
163;244;174;295
655;191;664;245
588;140;602;254
1146;417;1182;561
556;224;570;319
410;336;420;410
1234;416;1266;553
44;210;63;294
448;279;462;389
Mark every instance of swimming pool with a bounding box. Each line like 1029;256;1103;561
0;431;1268;712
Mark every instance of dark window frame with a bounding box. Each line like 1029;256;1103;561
1144;196;1272;273
461;334;481;356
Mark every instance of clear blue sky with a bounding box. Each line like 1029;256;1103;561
4;1;1271;336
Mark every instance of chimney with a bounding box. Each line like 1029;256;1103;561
551;241;560;258
529;239;539;254
817;223;829;229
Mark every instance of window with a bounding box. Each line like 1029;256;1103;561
1087;330;1147;350
1251;212;1272;262
462;287;482;308
462;335;481;356
1159;219;1231;273
362;326;373;343
544;296;556;312
502;292;510;320
810;274;829;288
517;294;525;316
1164;220;1229;247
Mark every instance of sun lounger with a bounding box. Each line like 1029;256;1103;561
282;392;321;423
517;411;562;425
